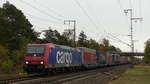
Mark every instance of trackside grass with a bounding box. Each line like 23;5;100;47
109;65;150;84
0;73;28;80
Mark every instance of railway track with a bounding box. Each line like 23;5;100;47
0;73;47;84
0;64;131;84
16;64;131;84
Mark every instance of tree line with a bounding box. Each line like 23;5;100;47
0;2;37;73
144;39;150;64
0;2;120;73
39;28;119;52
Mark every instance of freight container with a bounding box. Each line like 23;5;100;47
112;53;120;64
119;56;126;64
112;54;116;64
122;57;129;64
96;51;107;66
78;47;97;68
48;45;82;68
106;52;113;65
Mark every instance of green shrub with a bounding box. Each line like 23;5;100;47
0;45;9;61
1;60;14;73
11;50;24;64
143;57;150;64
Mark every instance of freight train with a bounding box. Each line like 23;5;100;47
24;43;130;73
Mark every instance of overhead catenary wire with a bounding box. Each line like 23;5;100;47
108;33;130;37
80;1;100;38
8;0;64;26
84;0;108;38
19;0;63;22
116;0;135;48
106;35;120;43
106;35;131;48
7;0;99;41
77;28;100;41
85;0;128;41
73;0;100;30
107;33;131;47
73;0;106;41
30;20;51;28
86;0;114;41
33;0;67;20
84;0;105;30
8;0;66;33
28;16;64;28
107;36;131;47
25;13;62;24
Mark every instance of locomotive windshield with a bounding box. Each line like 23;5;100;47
27;46;45;56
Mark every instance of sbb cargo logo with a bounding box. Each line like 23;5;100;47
56;51;72;64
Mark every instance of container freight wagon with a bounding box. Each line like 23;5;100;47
121;56;130;64
106;52;113;65
112;53;120;65
96;51;107;67
78;47;97;68
119;56;127;64
24;43;82;73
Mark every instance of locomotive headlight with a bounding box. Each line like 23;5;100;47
40;61;44;64
25;61;29;64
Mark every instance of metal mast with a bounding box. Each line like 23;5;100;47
124;9;143;53
64;20;76;47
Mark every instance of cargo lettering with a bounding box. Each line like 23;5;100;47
56;51;72;64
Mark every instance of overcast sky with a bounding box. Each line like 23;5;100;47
0;0;149;52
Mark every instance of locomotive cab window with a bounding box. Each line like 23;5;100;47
27;46;45;56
